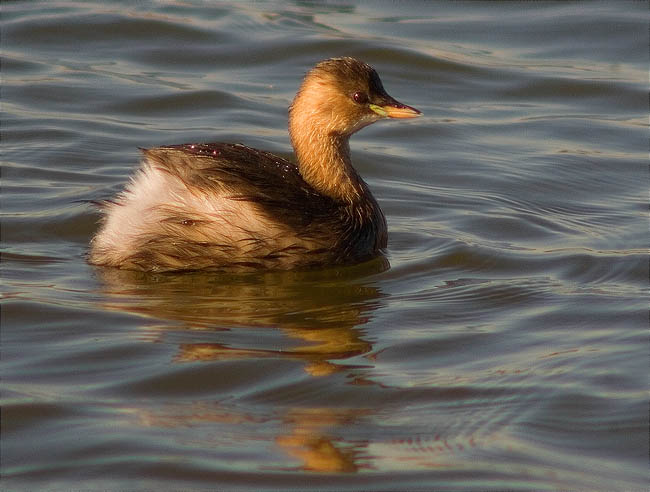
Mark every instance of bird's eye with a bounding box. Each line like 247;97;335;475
352;91;368;104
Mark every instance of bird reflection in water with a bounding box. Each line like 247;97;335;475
94;261;386;472
276;407;373;473
95;258;386;374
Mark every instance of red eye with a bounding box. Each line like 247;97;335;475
352;91;368;104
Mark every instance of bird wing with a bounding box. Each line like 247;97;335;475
142;143;338;230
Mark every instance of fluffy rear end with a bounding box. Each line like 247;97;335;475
89;157;264;270
89;154;326;271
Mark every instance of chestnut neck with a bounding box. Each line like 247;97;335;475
289;117;368;205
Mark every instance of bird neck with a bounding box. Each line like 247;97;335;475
289;119;366;203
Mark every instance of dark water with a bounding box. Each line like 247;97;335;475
2;1;648;490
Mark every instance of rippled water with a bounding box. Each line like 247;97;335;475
2;1;648;490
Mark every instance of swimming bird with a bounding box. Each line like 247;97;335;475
89;57;421;272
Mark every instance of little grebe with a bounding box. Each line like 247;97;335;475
89;57;421;272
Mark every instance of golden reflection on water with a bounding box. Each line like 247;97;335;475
276;408;371;473
174;320;371;377
131;397;493;474
133;402;372;473
94;266;543;475
95;261;387;472
95;260;386;374
90;262;531;475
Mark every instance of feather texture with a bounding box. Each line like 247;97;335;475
89;143;386;271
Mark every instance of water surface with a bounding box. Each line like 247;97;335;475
2;1;648;490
